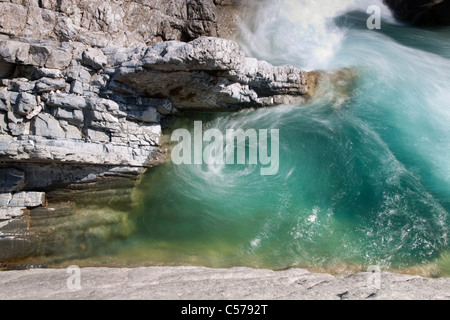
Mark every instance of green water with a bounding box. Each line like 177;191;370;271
119;1;450;273
21;1;450;275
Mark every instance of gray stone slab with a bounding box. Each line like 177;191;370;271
9;192;45;208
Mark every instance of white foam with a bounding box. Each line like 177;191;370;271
238;0;395;70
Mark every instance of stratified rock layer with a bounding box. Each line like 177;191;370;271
108;37;311;111
0;0;222;47
0;36;312;197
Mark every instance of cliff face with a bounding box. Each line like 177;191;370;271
0;0;313;261
384;0;450;26
0;34;311;191
0;0;220;46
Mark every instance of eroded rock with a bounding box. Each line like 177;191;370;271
0;0;228;48
111;37;312;110
9;192;45;208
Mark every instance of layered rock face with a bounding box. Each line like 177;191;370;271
0;36;311;194
0;38;166;198
0;0;221;47
109;37;311;110
0;0;313;262
384;0;450;26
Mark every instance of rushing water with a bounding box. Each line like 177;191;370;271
111;0;450;274
17;1;450;275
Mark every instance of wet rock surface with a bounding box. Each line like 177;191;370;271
0;266;449;300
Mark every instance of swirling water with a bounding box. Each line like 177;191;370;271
31;1;450;275
114;0;450;274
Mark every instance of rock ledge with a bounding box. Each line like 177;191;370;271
0;266;449;300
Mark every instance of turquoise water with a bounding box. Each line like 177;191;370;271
121;0;450;273
23;1;449;275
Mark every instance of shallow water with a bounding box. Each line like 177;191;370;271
11;0;450;276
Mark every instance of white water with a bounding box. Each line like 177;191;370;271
239;0;396;70
123;0;450;272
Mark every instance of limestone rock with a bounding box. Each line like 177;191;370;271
82;48;108;70
34;77;67;93
32;113;66;139
15;93;37;116
0;2;313;199
11;80;35;93
0;40;32;65
0;114;7;134
8;121;30;137
59;121;83;140
33;68;64;80
45;47;73;70
125;106;160;123
0;193;12;207
46;93;88;110
0;267;449;300
0;0;225;48
0;88;9;112
114;37;311;110
0;136;163;168
0;207;25;220
87;129;110;143
69;80;84;95
9;192;45;208
52;107;84;126
0;163;148;200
